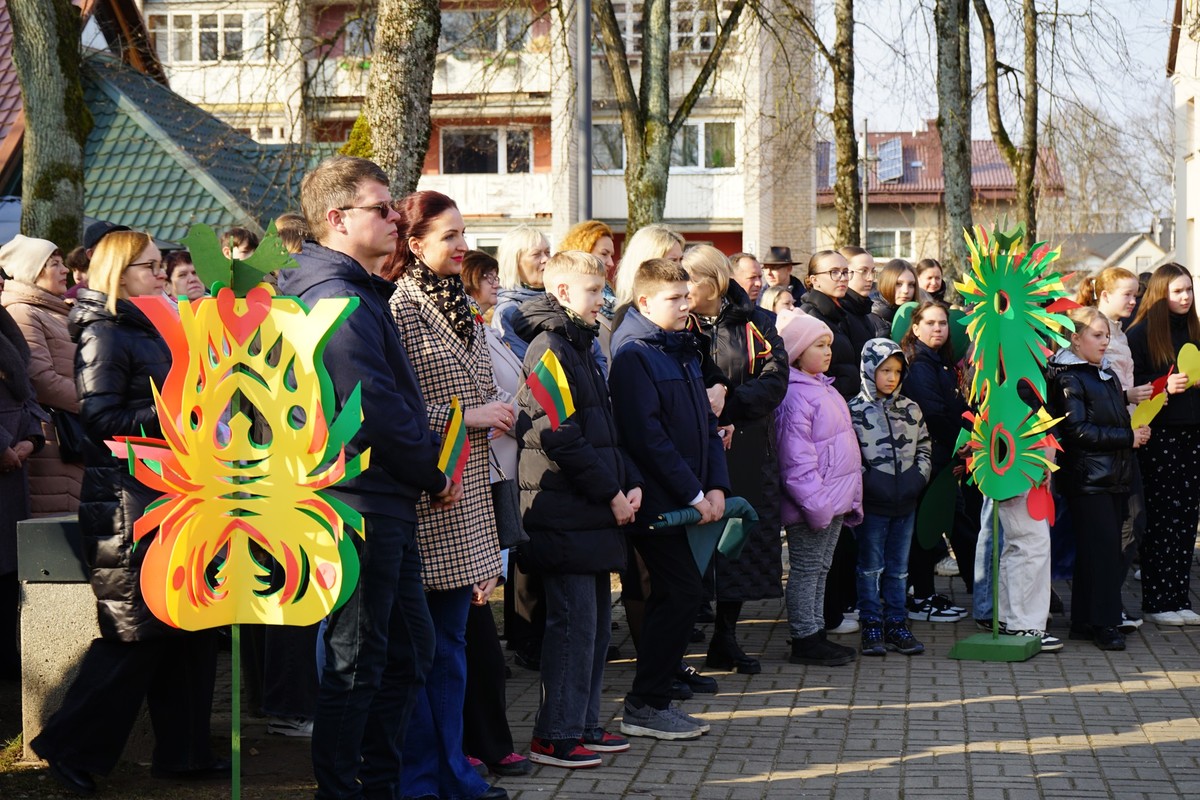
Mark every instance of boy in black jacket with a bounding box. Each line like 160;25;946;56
515;251;643;768
608;259;731;741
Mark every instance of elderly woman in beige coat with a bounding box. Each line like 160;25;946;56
386;191;509;800
0;235;83;516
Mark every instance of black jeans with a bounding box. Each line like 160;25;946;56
30;631;218;776
312;513;435;800
627;530;702;709
1068;492;1126;629
462;601;515;763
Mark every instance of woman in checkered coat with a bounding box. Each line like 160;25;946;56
386;191;510;800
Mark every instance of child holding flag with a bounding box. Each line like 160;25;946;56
513;251;643;767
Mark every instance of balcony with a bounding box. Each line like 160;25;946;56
593;171;745;224
306;52;552;101
416;172;554;220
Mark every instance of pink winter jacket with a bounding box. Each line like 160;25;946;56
775;367;864;530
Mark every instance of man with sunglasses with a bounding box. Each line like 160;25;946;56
278;155;461;800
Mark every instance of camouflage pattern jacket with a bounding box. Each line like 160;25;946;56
848;338;932;517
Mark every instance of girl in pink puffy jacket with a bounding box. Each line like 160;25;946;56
774;309;864;667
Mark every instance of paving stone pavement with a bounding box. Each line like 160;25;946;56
495;571;1200;799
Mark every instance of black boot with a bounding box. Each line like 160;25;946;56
789;633;854;667
705;601;761;674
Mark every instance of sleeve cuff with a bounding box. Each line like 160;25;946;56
688;491;705;506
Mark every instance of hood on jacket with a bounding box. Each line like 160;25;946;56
496;285;543;311
2;278;71;315
511;292;595;348
611;306;697;356
67;287;158;343
275;241;374;298
858;338;908;402
1048;346;1115;381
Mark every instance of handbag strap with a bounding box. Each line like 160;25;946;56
488;445;508;481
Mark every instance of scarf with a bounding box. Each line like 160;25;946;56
409;263;476;343
564;306;600;336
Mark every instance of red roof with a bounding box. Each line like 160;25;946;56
816;119;1065;206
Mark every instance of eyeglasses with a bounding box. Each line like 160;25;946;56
849;267;876;276
127;260;166;276
483;273;501;285
811;268;850;280
337;202;394;219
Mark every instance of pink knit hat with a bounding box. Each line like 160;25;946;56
776;308;832;365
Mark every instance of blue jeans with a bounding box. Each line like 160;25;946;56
974;498;1005;620
313;514;435;800
535;572;612;741
854;512;914;623
400;586;489;800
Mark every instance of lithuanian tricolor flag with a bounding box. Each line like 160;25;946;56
437;396;470;483
526;349;575;430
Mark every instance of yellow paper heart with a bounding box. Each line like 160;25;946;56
1131;391;1167;429
1178;343;1200;389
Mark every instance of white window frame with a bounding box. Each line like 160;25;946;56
864;229;916;261
591;123;626;174
148;10;269;65
669;121;737;174
440;127;534;175
438;8;532;56
610;0;735;55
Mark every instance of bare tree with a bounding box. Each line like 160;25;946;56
790;0;860;246
594;0;749;235
363;0;440;195
934;0;972;277
9;0;91;248
974;0;1039;245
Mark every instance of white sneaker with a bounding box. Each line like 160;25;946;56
1118;611;1143;632
829;618;860;634
934;556;960;577
1177;609;1200;625
267;716;314;737
1145;611;1186;627
844;607;860;621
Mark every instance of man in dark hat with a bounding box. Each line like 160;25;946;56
760;246;805;304
82;220;131;258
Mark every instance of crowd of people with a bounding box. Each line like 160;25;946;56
0;154;1196;799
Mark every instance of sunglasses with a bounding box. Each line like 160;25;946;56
337;201;395;219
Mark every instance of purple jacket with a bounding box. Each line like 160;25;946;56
775;367;864;530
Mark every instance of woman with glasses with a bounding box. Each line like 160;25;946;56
31;231;224;795
798;250;860;400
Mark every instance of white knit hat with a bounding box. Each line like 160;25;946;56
0;235;59;285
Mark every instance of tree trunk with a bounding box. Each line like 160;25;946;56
935;0;972;277
365;0;440;197
830;0;860;247
9;0;91;250
974;0;1039;246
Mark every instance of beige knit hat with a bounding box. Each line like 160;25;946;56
0;235;60;285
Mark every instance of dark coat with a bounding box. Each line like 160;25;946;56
0;304;45;575
71;289;174;641
842;287;889;341
691;281;787;601
869;291;899;338
513;295;636;573
276;243;446;520
1046;354;1135;495
798;289;860;399
609;308;731;527
1127;313;1200;428
901;340;969;475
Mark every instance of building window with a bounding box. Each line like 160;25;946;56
442;128;532;174
610;0;736;54
592;124;625;171
865;230;914;260
345;14;376;58
671;122;736;171
148;10;268;64
439;9;531;56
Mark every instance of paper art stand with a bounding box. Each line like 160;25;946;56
947;223;1075;663
107;224;369;797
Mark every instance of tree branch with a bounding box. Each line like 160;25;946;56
670;0;749;137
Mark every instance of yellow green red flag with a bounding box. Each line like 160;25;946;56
438;396;470;483
526;348;575;430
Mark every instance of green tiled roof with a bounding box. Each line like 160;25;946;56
82;52;303;243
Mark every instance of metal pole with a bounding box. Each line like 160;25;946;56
860;117;869;247
576;0;593;221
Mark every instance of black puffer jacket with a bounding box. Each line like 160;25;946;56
842;287;889;342
798;289;859;399
901;340;969;474
70;288;173;642
1046;351;1135;495
690;281;787;602
1128;312;1200;428
514;295;638;573
869;291;899;339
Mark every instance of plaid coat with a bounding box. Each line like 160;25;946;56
391;275;503;591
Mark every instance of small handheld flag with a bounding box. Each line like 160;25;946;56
526;349;575;430
438;396;471;483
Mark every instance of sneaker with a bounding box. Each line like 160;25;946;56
676;662;718;694
1118;611;1143;633
934;555;959;576
883;622;925;655
467;755;488;776
844;606;860;621
666;705;710;734
619;702;704;740
1177;609;1200;625
828;617;860;634
267;716;313;737
908;595;966;623
581;730;631;753
930;594;967;615
818;629;858;659
974;618;1005;633
528;737;601;769
1145;610;1186;626
860;622;886;657
1008;628;1063;652
1092;626;1126;651
489;752;532;776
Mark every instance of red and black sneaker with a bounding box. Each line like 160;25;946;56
581;729;631;753
528;737;602;769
